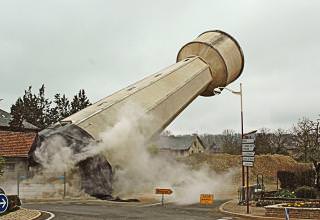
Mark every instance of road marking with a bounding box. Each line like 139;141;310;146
138;202;162;207
217;217;233;220
138;201;175;207
39;210;55;220
217;217;233;219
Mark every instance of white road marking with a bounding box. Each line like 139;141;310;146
39;210;55;220
217;217;233;220
138;201;175;207
138;202;162;207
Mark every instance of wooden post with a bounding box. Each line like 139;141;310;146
63;172;66;199
246;166;249;214
17;172;19;197
161;193;164;206
276;172;279;190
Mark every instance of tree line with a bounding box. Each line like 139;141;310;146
10;85;91;130
205;117;319;163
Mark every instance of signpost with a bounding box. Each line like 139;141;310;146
200;194;214;205
155;188;173;206
242;162;254;167
242;130;257;214
0;194;8;214
242;151;255;157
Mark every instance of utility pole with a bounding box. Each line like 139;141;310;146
213;83;245;202
240;83;245;191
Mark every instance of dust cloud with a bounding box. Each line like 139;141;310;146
31;103;236;204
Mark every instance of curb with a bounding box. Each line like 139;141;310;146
218;200;284;220
37;210;55;220
28;209;42;220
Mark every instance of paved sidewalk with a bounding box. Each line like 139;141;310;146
0;208;40;220
220;200;284;220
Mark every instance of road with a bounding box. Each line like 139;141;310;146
23;200;245;220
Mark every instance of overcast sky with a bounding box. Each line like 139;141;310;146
0;0;319;134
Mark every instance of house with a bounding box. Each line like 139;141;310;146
156;134;206;157
0;129;37;175
0;109;38;176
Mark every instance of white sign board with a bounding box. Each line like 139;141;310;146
242;146;255;152
242;138;255;144
243;162;254;167
242;151;255;157
243;156;255;162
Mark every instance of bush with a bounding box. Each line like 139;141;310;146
296;169;315;187
295;186;317;199
275;189;296;198
277;171;296;189
277;169;316;190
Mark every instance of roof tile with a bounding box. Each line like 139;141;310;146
0;130;37;157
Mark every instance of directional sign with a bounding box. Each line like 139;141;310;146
242;151;255;157
242;143;255;148
242;156;255;162
243;162;254;167
155;188;173;195
242;145;255;152
0;194;8;214
200;194;214;205
242;139;255;144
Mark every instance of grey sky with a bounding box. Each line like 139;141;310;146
0;0;319;134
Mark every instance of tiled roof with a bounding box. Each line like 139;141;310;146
0;130;37;157
156;135;194;150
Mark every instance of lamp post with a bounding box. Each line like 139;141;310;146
214;83;245;193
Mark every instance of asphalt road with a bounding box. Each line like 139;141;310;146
23;200;244;220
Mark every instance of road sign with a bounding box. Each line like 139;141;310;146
200;194;214;205
242;156;255;162
242;145;255;152
155;188;173;195
242;151;255;157
243;162;254;167
242;139;255;144
0;194;8;214
242;143;255;148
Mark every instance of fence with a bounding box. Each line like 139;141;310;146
0;170;83;199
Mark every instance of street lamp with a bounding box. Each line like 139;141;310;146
213;83;245;189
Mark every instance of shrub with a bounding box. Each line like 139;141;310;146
275;189;296;198
277;169;315;190
295;169;315;187
277;171;296;189
295;186;317;199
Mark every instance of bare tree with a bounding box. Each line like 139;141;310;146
292;118;317;162
291;117;320;188
269;128;289;155
255;128;272;154
221;129;241;154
